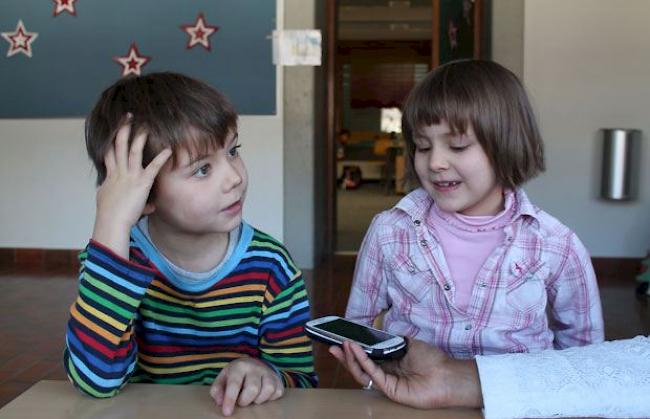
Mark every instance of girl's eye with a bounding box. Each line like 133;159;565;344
415;146;431;153
450;145;469;152
229;144;242;158
193;164;211;178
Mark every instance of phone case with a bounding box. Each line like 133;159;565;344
305;326;408;361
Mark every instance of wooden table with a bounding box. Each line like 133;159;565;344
0;381;482;419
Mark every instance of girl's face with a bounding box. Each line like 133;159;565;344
413;122;504;216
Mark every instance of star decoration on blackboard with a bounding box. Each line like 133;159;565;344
113;43;150;76
180;13;219;50
53;0;78;17
1;20;39;58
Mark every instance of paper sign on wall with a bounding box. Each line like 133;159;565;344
272;30;321;66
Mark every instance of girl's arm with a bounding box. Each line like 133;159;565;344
63;240;156;398
346;215;390;325
547;233;605;348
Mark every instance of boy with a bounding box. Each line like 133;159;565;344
63;72;317;416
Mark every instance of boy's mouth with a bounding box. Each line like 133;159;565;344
222;200;242;213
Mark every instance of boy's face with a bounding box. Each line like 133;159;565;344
413;121;503;216
148;131;247;236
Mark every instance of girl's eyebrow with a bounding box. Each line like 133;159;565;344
439;131;455;139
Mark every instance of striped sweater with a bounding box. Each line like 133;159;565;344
63;223;317;397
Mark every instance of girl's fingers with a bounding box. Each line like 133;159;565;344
143;148;172;183
128;131;148;171
104;146;117;177
114;122;131;171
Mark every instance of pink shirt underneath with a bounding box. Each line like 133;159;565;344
430;192;515;312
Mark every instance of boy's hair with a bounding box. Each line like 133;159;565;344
86;72;238;185
401;59;545;190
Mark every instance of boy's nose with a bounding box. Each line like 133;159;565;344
222;162;243;191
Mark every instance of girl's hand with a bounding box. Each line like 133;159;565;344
92;117;171;258
210;357;284;417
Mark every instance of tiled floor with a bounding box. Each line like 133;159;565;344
0;270;77;407
337;182;401;251
1;257;648;407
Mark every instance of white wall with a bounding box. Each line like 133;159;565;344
523;0;650;257
283;0;316;268
0;119;95;249
0;116;284;249
491;0;524;79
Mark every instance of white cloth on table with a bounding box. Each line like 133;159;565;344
476;335;650;419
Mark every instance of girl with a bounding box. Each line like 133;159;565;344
346;60;604;358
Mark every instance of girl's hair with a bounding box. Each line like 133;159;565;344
86;72;238;185
401;59;545;189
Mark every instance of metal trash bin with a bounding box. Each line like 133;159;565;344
600;128;641;201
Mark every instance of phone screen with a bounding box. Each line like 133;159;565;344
317;319;395;346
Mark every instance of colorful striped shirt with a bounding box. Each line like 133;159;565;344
64;222;317;398
346;188;604;359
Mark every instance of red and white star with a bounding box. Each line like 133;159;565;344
180;13;219;50
52;0;78;17
113;43;150;77
1;20;39;58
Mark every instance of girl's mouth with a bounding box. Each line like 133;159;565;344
433;181;462;192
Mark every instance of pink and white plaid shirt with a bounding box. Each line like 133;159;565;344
346;188;604;359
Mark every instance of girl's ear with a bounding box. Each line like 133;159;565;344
142;202;156;216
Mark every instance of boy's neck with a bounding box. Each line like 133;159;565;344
146;216;231;272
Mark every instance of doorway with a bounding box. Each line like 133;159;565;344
320;0;489;257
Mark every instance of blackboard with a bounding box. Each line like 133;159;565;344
0;0;276;117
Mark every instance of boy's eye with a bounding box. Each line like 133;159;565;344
229;144;242;158
193;164;211;178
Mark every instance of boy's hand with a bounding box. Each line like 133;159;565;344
210;357;284;416
92;117;171;258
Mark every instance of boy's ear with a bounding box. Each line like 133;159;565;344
142;202;156;216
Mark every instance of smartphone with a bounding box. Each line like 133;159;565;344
305;316;407;360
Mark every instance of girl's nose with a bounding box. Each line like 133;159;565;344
428;151;449;172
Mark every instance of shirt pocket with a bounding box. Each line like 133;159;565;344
388;253;434;308
504;260;550;313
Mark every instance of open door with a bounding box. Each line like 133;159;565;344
318;0;490;261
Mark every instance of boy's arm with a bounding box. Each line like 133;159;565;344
258;261;317;388
345;216;389;325
63;240;156;397
547;234;605;348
